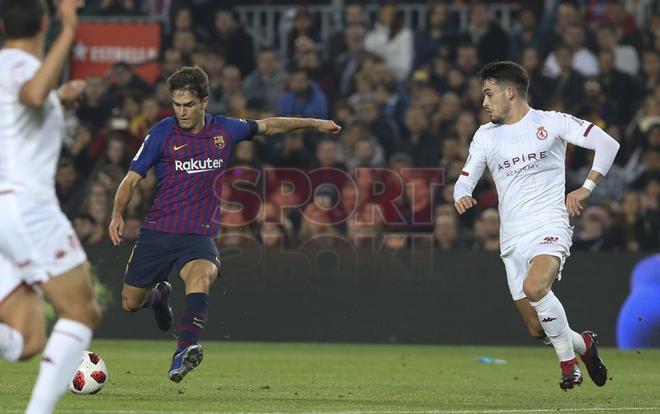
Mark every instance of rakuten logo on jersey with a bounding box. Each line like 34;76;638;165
174;158;224;174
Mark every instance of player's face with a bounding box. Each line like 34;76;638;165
481;79;511;124
171;90;208;132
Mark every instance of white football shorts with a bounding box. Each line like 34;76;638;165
0;253;22;305
500;225;573;301
0;191;86;288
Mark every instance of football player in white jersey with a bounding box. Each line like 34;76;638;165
0;0;101;412
454;61;619;391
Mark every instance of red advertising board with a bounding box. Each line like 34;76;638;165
70;22;161;83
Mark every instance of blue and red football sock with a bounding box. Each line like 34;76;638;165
175;293;208;352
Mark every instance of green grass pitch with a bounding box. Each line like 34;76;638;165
1;340;659;413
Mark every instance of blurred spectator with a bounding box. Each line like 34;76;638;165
66;122;96;175
571;150;629;206
171;29;197;59
596;24;639;77
334;24;367;98
603;2;645;52
544;23;599;78
269;130;315;169
414;1;455;70
460;2;508;64
292;36;335;100
365;4;413;82
632;149;660;189
164;6;209;49
73;213;102;245
210;7;255;77
455;44;479;76
277;68;328;119
346;135;385;171
508;6;548;63
473;208;499;251
89;0;143;16
399;105;439;167
209;65;242;114
637;50;659;97
597;49;637;123
551;45;585;112
286;8;322;60
347;203;384;248
76;74;115;130
314;139;346;170
328;3;369;62
608;191;660;252
56;158;85;218
106;61;152;104
244;48;287;112
361;99;399;160
434;213;470;250
520;47;556;110
573;206;611;252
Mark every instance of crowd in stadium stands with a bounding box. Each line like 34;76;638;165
42;1;660;251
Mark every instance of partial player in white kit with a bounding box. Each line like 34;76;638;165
0;0;101;413
454;61;618;391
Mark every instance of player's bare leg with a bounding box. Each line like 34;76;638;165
514;299;551;345
524;255;584;390
25;264;101;414
168;259;217;382
0;284;46;361
122;282;173;331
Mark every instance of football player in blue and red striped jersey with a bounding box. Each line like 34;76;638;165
108;65;340;382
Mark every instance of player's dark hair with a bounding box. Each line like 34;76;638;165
479;61;529;98
167;65;209;100
1;0;47;39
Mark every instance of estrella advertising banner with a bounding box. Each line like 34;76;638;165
70;22;161;83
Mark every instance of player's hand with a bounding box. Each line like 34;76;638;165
108;213;124;246
317;120;342;135
565;187;591;217
58;0;80;31
454;196;477;215
58;79;85;108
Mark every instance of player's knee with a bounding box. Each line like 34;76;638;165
59;298;102;328
523;279;548;303
121;294;142;313
19;330;46;361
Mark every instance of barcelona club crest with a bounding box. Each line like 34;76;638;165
213;135;225;149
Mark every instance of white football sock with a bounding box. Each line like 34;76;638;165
571;330;586;355
0;323;23;362
530;291;575;362
25;319;92;414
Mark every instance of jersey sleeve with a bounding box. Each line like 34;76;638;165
553;112;597;147
129;131;165;177
2;57;39;97
453;128;488;201
553;112;620;175
223;117;259;144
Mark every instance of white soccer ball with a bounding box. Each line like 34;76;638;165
68;351;108;395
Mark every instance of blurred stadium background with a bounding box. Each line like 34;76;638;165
2;0;660;374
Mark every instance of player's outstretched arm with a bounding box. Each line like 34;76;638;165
109;171;142;245
19;0;80;107
255;117;341;136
